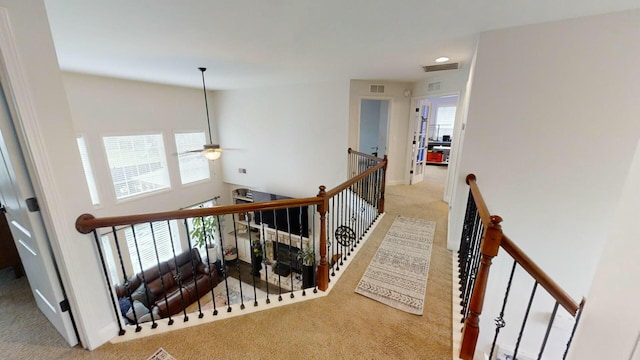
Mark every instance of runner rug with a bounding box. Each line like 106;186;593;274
355;215;435;315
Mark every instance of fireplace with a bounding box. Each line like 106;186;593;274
273;242;301;275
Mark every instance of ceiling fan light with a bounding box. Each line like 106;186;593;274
203;148;222;160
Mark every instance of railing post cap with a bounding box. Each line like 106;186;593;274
317;185;326;196
75;213;96;234
466;174;476;185
490;215;503;225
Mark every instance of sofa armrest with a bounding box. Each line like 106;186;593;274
196;262;212;275
115;275;142;298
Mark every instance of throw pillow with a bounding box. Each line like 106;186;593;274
130;285;156;309
126;300;149;322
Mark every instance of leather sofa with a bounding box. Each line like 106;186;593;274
116;247;218;319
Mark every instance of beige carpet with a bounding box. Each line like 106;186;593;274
0;166;452;359
355;216;435;314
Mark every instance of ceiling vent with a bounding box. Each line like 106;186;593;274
369;84;385;93
427;82;441;92
423;63;460;72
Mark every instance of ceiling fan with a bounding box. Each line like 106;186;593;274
183;67;222;161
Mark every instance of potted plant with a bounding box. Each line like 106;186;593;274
190;213;218;263
297;247;316;288
250;240;263;276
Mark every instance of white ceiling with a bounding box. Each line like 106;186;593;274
44;0;640;90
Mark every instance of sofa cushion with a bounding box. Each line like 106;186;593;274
126;300;149;322
130;284;156;309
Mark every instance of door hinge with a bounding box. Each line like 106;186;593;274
415;108;419;112
60;299;70;312
26;197;39;212
410;170;414;174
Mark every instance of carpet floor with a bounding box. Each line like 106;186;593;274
0;166;452;359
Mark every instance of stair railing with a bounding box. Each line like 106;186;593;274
75;149;387;337
458;174;584;360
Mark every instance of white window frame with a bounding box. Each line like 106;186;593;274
174;132;210;185
76;136;101;206
102;133;171;201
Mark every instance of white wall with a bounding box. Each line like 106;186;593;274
568;139;640;359
349;80;412;185
0;0;114;349
62;72;230;216
213;80;350;197
451;10;640;359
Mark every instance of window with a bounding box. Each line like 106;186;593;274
429;106;457;141
175;132;210;185
185;199;218;260
125;221;181;274
76;136;100;206
101;234;120;283
103;134;170;199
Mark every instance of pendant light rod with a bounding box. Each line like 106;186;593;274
199;67;212;144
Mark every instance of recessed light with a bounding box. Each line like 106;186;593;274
435;57;450;63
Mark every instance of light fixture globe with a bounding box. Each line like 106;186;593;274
203;144;222;160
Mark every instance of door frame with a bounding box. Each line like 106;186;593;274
405;91;463;203
356;96;392;157
0;7;106;348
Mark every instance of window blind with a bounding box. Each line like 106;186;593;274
125;221;181;274
103;134;170;199
175;132;210;185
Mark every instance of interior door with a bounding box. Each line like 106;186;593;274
0;87;78;346
410;99;431;184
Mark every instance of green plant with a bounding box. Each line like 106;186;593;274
190;212;217;249
297;247;315;266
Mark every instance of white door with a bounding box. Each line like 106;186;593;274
0;87;78;346
410;99;431;184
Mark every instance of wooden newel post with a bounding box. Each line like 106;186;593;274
316;185;329;291
378;155;388;214
460;215;503;359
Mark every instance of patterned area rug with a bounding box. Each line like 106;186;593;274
355;216;435;315
200;278;267;311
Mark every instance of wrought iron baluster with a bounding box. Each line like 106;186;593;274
563;300;585;360
513;281;539;359
332;195;338;275
231;219;245;310
197;216;218;316
246;214;259;307
130;225;148;330
286;208;294;298
538;301;559;360
489;260;518;359
299;206;306;296
183;220;204;318
216;215;232;313
167;221;189;322
312;205;318;294
273;209;283;301
92;230;126;336
260;212;271;304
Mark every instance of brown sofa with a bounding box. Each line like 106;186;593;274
116;248;218;320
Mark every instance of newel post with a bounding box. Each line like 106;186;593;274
460;215;503;359
316;185;329;291
378;155;388;214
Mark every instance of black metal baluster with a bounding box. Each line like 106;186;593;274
489;260;518;359
183;220;204;318
216;215;232;313
332;195;338;275
513;281;539;359
342;189;347;263
312;205;318;293
299;206;306;296
196;216;218;316
167;223;189;322
538;301;559;360
112;227;141;331
145;222;165;328
563;300;585;360
130;225;149;330
246;214;259;307
260;212;271;304
92;230;126;335
286;208;294;298
231;219;245;310
273;209;283;301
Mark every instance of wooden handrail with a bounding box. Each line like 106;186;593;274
348;148;384;162
76;196;323;234
325;159;387;198
466;174;492;228
501;235;579;316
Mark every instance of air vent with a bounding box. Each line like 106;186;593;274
428;82;441;92
422;63;460;72
369;84;385;93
